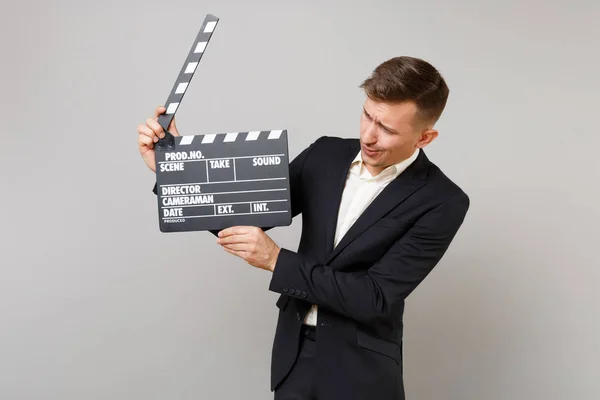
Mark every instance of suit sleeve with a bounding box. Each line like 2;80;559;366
268;192;470;325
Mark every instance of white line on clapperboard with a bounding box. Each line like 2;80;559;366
160;177;286;187
163;199;288;209
162;188;286;198
156;153;286;164
163;210;288;220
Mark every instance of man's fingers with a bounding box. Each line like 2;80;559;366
217;235;248;246
146;118;166;139
138;124;156;139
218;226;256;238
218;227;236;237
154;105;166;118
218;225;261;237
152;105;180;134
222;243;246;251
138;134;153;149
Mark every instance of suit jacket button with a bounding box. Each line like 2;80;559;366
282;288;289;293
301;292;307;298
295;290;302;296
296;312;301;320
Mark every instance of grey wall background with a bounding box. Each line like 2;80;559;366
1;0;598;399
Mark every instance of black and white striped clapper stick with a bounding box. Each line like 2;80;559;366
152;16;292;233
156;14;219;149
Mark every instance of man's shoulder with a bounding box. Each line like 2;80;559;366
312;135;358;147
424;156;470;205
294;135;358;163
308;135;359;157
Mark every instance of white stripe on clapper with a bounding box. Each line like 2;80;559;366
202;134;216;143
166;103;179;114
246;131;260;141
204;21;217;33
268;130;283;139
224;132;238;142
180;136;194;145
175;82;189;94
194;42;207;53
185;62;198;74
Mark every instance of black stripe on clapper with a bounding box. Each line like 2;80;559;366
156;14;219;150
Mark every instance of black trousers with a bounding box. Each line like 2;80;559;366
274;325;317;400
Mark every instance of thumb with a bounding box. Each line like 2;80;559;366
154;105;179;136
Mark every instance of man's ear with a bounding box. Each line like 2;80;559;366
417;129;438;148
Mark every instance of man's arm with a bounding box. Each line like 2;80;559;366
268;192;470;325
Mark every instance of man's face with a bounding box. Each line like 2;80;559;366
359;97;437;175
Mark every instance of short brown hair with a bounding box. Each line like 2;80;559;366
359;56;450;127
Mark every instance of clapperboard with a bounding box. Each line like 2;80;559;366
153;14;292;233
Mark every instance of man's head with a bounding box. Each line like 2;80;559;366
358;56;449;175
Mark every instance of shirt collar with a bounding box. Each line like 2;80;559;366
350;147;420;180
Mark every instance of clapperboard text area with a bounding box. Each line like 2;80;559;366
155;129;292;232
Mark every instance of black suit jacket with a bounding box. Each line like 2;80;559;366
151;135;469;399
266;136;470;399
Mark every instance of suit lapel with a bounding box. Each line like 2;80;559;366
323;140;361;256
326;148;430;263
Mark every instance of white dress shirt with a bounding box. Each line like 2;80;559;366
302;147;420;326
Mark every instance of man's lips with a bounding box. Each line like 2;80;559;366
362;146;380;155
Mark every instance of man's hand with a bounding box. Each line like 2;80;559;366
137;105;180;172
217;226;280;272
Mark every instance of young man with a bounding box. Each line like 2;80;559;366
138;56;470;400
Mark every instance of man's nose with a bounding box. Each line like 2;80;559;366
363;121;378;143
